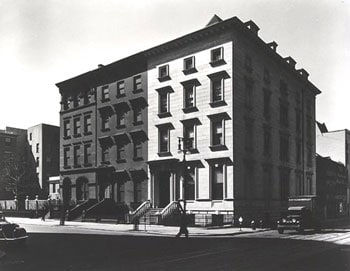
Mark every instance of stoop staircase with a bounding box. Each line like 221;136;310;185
139;208;163;225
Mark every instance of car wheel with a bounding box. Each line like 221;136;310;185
278;229;284;234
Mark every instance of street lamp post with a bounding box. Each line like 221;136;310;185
176;136;191;237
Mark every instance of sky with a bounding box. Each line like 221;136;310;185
0;0;349;131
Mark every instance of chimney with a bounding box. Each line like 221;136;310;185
284;56;296;68
98;64;104;68
244;20;260;35
297;68;309;79
267;41;278;52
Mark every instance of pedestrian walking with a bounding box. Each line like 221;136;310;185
41;201;49;221
176;212;189;238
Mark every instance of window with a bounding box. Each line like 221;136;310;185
280;102;289;127
73;96;80;107
307;145;312;167
29;133;32;141
263;89;271;119
210;47;224;65
64;120;70;138
211;119;224;146
263;68;270;84
117;182;125;203
116;144;126;162
280;135;289;162
158;65;169;80
211;164;223;200
62;97;69;110
245;78;254;109
263;127;271;155
183;56;196;73
159;127;170;153
116;111;126;128
84;144;92;165
73;118;81;136
133;75;142;92
296;139;302;165
133;141;143;159
101;145;109;163
183;84;195;109
183;123;196;150
245;55;252;72
133;107;142;125
84;92;93;104
211;77;224;104
63;147;70;168
280;169;290;200
280;80;288;97
101;114;110;130
159;92;169;115
36;157;39;167
185;167;195;200
101;86;109;101
116;81;125;97
84;115;92;134
73;145;81;167
245;119;254;152
5;138;12;147
36;143;39;153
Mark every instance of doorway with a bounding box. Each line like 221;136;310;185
158;171;170;208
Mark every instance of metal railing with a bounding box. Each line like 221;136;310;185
129;200;152;223
159;201;180;223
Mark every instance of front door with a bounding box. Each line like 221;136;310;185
159;171;170;208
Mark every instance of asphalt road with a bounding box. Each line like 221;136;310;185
1;224;349;271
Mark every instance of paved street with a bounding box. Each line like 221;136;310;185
0;219;349;271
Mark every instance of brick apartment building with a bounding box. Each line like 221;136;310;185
56;15;321;224
27;124;60;196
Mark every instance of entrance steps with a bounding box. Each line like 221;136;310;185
139;208;163;225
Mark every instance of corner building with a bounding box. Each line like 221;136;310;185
56;15;321;224
147;15;320;224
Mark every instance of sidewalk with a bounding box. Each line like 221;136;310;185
6;217;269;237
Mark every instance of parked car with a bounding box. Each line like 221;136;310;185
0;212;28;245
277;206;321;234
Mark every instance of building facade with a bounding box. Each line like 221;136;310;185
27;124;60;196
56;55;149;211
56;15;320;224
316;154;348;218
316;122;350;216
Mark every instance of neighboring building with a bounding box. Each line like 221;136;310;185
0;127;36;199
48;176;60;199
316;122;350;216
56;55;148;211
27;124;60;196
316;154;348;218
56;15;320;224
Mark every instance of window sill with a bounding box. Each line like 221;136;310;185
187;148;199;154
133;157;144;162
73;164;82;168
83;132;92;136
101;128;111;132
133;121;143;126
116;159;126;164
101;161;111;165
209;59;226;67
158;75;171;82
182;68;197;75
116;125;126;130
158;151;172;157
209;145;228;152
132;88;143;94
182;106;198;113
63;136;71;140
209;100;227;108
101;98;110;103
157;112;171;118
73;134;81;138
116;93;126;98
